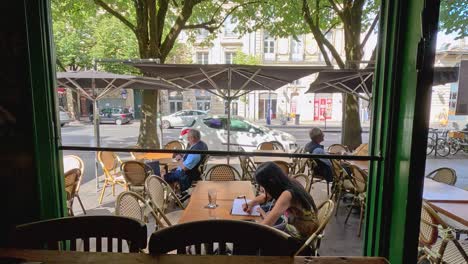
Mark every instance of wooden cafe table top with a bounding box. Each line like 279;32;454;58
423;178;468;226
179;181;260;224
0;248;389;264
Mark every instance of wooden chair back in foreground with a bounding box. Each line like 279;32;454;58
149;219;298;256
327;144;350;154
12;215;147;253
164;140;185;150
294;200;335;256
203;164;241;181
63;155;87;214
425;167;457;186
64;168;82;216
121;161;153;195
418;201;468;263
257;141;285;151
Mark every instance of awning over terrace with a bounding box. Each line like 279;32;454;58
128;62;331;100
306;67;459;101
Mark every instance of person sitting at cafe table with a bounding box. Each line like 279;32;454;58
243;162;319;239
163;129;208;192
304;127;333;182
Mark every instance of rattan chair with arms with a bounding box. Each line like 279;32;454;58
292;173;311;193
344;164;368;237
145;176;184;225
327;144;350;154
425;167;457;186
164;140;185;150
121;160;153;196
237;147;257;181
257;141;285;151
149;219;299;256
64;168;81;216
273;160;291;176
12;215;147;252
63;155;86;214
330;159;354;216
115;191;170;229
418;201;468;264
203;164;241;181
293;200;335;256
97;151;127;204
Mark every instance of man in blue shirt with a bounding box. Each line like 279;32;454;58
304;127;333;182
164;129;208;191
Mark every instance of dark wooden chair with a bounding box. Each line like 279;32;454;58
11;215;147;253
148;219;300;256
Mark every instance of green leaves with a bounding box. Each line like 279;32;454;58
439;1;467;39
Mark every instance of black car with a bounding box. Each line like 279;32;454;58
90;107;133;125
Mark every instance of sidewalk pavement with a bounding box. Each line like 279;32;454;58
251;119;371;132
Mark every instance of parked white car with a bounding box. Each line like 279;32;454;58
179;115;298;152
161;110;208;128
59;107;72;127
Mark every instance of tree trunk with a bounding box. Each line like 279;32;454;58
341;9;364;150
137;89;160;148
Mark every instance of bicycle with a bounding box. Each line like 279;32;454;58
426;128;450;157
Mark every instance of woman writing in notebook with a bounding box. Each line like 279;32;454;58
243;162;319;239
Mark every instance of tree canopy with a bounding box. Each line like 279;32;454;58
439;1;467;39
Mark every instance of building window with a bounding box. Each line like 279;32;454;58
224;100;238;116
263;32;275;61
168;91;183;113
291;36;304;61
225;52;236;64
195;89;211;111
196;52;209;64
224;16;237;37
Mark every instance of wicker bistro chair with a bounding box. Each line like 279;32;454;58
12;215;147;252
64;169;82;216
273;160;291;176
330;159;355;216
426;167;457;186
115;191;170;230
63;155;86;214
238;147;257;181
292;173;311;193
418;201;468;264
203;164;241;181
294;200;335;256
164;140;185;150
146;176;185;225
257;141;285;151
327;144;350;154
149;219;299;256
97;151;127;204
121;161;153;196
344;164;368;237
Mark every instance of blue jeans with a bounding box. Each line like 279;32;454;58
164;169;191;192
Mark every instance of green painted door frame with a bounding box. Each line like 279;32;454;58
365;0;440;263
26;0;66;219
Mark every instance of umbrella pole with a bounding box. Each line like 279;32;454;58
93;99;100;191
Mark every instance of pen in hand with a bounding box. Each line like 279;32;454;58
242;195;249;212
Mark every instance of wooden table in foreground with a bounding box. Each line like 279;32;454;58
423;178;468;226
179;181;260;224
0;249;389;264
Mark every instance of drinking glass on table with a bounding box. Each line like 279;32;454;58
207;189;217;208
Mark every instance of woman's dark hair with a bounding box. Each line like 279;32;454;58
255;162;317;211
